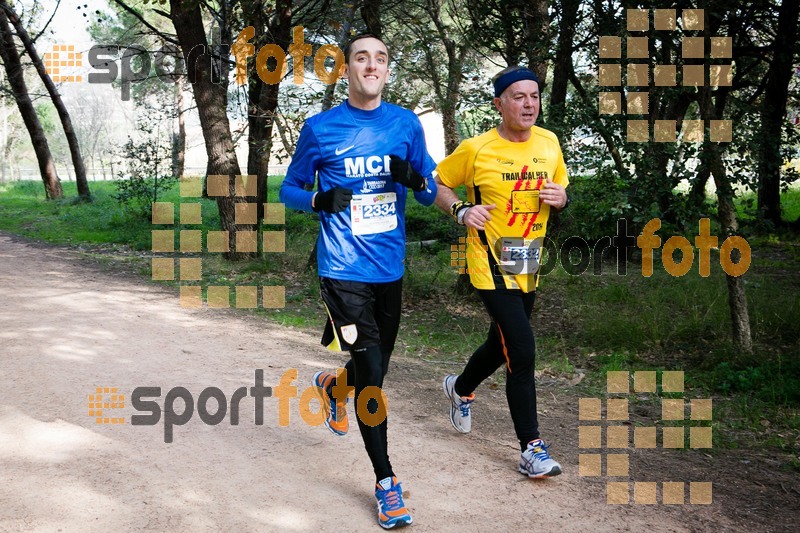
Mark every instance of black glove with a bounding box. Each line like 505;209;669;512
313;187;353;213
389;155;426;192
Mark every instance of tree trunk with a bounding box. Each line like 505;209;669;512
1;117;8;182
708;143;753;354
756;0;800;225
523;0;550;92
1;0;88;199
246;0;292;237
656;95;693;220
170;0;249;259
360;0;382;37
425;0;466;155
0;8;61;199
699;88;752;354
321;5;355;113
441;97;460;156
688;163;711;210
1;137;7;182
548;0;578;132
442;44;466;155
172;76;186;178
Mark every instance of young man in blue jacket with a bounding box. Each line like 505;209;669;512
280;33;437;529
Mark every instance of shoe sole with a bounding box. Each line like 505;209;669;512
519;465;562;479
312;371;347;436
378;515;413;529
442;376;470;434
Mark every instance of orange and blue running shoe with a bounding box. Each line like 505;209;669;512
313;370;349;436
375;476;412;529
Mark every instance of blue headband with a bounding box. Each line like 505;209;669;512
493;67;539;97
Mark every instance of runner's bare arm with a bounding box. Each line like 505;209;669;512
434;176;495;231
433;176;460;214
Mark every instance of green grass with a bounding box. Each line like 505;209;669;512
553;247;800;400
734;186;800;223
0;181;149;247
1;178;799;453
782;187;800;221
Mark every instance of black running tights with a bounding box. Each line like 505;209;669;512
454;289;539;450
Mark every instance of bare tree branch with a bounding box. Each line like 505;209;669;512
111;0;179;45
31;0;60;44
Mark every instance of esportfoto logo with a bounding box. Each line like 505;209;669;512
598;8;733;142
578;370;713;505
91;368;388;443
44;25;345;101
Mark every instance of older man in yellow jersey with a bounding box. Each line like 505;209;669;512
434;65;569;478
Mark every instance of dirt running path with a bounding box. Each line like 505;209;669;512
0;233;740;532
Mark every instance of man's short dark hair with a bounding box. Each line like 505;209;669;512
343;33;389;64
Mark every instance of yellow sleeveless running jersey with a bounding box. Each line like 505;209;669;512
436;126;569;292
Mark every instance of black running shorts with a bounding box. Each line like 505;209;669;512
319;277;403;352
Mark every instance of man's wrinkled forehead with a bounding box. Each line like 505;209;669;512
503;79;540;98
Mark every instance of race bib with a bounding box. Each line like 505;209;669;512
498;237;541;275
350;193;398;235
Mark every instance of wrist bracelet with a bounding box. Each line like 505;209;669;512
450;200;474;222
456;205;472;226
